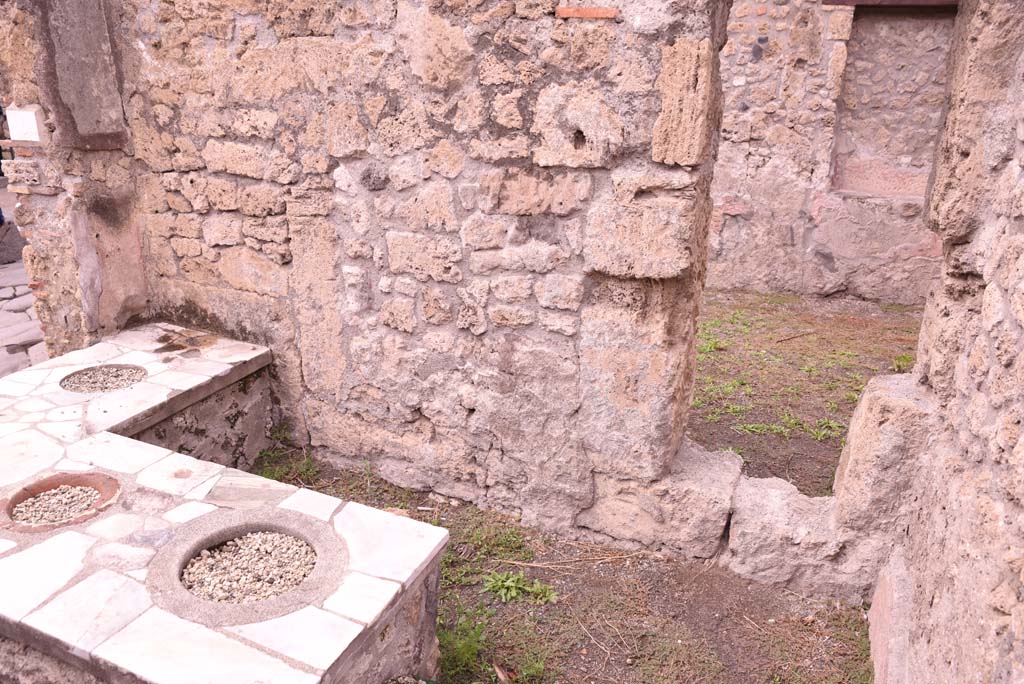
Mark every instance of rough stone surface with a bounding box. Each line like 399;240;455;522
708;3;951;304
860;3;1024;682
0;0;733;555
0;636;101;684
132;368;274;471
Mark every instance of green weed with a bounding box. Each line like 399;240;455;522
438;602;493;679
483;571;557;604
733;422;790;437
892;353;914;373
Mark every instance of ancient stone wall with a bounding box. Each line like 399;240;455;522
709;1;951;304
1;0;741;550
863;2;1024;681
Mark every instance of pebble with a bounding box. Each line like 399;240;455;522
181;531;316;603
60;365;147;393
12;485;101;524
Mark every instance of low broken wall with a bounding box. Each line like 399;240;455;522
1;0;741;549
709;1;949;304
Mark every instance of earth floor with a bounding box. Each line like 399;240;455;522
688;290;922;497
255;290;923;684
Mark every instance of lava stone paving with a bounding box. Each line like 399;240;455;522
0;261;46;378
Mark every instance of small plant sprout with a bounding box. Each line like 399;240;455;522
892;353;914;373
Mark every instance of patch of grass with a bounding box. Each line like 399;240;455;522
491;616;561;684
724;402;752;416
779;409;805;432
733;422;790;437
891;353;914;373
807;418;844;442
441;508;534;588
634;629;726;684
697;337;727;355
843;391;860;404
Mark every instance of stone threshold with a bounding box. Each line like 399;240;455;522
0;323;448;683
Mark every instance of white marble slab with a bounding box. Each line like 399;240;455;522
93;608;319;684
0;532;96;620
228;606;364;671
23;569;152;654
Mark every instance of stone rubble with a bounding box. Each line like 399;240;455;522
180;531;317;603
11;485;101;525
59;365;147;393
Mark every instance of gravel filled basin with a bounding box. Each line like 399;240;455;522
2;473;121;532
60;364;147;393
10;485;101;525
181;531;317;603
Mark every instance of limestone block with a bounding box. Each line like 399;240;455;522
468;136;531;163
422;288;453;324
206;178;239;211
286;188;333;217
833;374;940;533
201;215;242;247
478;169;591;216
827;8;855;41
395;2;473;90
468;241;568;275
399;182;458;233
326;102;369;158
577;279;695;482
385;231;463;283
376;102;437;156
426;140;466;179
535;274;585;311
242;217;288;243
583;196;705;279
724;476;841;585
532;83;624;168
201;140;264;179
238;184;287;217
47;0;129;145
575;440;742;557
538;310;578;336
381;296;417;333
488;304;535;327
652;38;717;166
490;275;534;302
456;281;489;334
492;90;524;129
461;213;513;250
217;247;289;296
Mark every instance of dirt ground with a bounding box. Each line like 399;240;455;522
689;290;922;496
255;290;912;683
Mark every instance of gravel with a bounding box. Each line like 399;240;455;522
181;531;316;603
11;485;101;524
60;365;147;393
